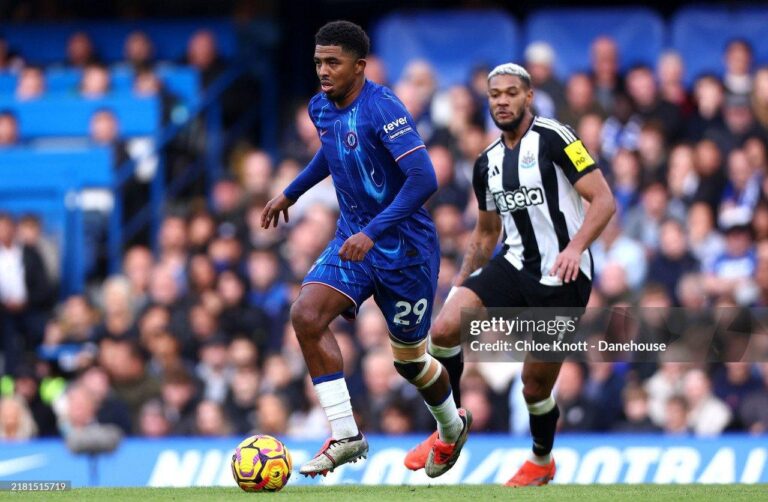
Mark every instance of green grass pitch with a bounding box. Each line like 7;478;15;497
4;485;765;501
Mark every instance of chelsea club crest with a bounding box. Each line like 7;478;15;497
345;131;358;149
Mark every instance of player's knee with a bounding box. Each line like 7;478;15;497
429;315;460;348
290;299;324;340
391;339;443;389
522;377;552;403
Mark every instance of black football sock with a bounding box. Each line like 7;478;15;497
428;342;464;407
528;396;560;462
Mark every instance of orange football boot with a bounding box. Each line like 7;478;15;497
505;458;556;487
403;430;438;471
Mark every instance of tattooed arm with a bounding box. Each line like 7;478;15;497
454;210;502;287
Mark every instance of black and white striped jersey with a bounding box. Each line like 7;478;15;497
472;116;596;286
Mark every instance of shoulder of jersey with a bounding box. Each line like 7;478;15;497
478;137;503;159
532;116;578;145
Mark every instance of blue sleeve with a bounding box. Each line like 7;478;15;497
374;86;425;162
361;147;437;241
283;150;329;201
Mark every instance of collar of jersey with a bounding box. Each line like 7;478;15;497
500;114;537;151
328;79;371;113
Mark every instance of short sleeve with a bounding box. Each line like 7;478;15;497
472;154;496;212
373;87;426;162
546;122;597;186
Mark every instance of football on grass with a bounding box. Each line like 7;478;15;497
231;434;292;492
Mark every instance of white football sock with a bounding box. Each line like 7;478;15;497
314;376;359;439
426;391;463;443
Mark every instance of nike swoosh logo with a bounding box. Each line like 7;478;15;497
319;130;328;137
0;454;48;477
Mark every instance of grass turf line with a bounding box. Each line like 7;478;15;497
3;485;764;502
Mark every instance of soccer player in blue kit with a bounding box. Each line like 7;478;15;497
261;20;470;478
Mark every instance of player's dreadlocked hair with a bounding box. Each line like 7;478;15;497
315;20;370;59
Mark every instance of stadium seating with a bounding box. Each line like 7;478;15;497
0;148;113;294
0;96;161;138
1;19;237;64
671;6;768;85
524;8;665;79
373;10;520;87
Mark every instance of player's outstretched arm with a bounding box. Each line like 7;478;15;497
454;210;501;286
550;169;615;282
261;150;330;229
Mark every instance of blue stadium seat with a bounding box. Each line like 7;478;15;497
671;6;768;86
525;8;665;80
0;96;160;138
0;148;113;293
2;19;236;65
0;147;113;187
373;10;520;88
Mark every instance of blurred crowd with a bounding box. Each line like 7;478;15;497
3;34;768;443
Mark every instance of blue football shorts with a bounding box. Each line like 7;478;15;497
303;236;439;344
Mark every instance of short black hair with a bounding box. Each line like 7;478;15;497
315;20;369;59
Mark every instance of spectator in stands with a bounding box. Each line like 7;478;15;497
592;214;647;291
92;276;137;342
134;65;183;126
11;365;57;437
224;365;259;434
364;54;388;86
662;395;690;435
683;369;732;436
238;149;273;200
625;64;683;141
739;363;768;434
77;365;132;434
216;270;268;346
645;360;687;426
716;93;764;155
66;32;97;68
656;51;692;115
0;36;23;71
687;74;725;142
196;335;233;404
723;39;754;97
356;349;401;432
426;144;468;211
589;36;622;113
720;148;761;221
713;363;764;420
559;72;604;127
98;338;161;430
648;219;700;304
17;214;59;285
256;393;290;436
692;139;727;211
56;384;99;435
751;67;768;131
0;213;53;374
613;384;661;433
122;245;153;310
123;31;155;70
185;30;226;88
524;41;564;118
608;148;642;216
704;219;756;301
187;211;216;254
601;92;642;161
192;400;233;436
0;395;38;440
666;144;698;213
161;369;199;434
555;362;596;431
583;361;624;431
637;122;668;184
0;111;20;147
624;182;683;253
138;399;171;437
15;66;45;101
80;62;111;99
576;113;608;174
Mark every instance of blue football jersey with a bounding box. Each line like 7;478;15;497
308;80;438;269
